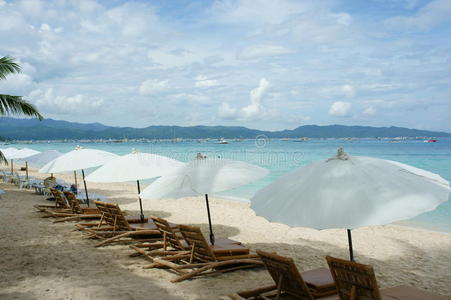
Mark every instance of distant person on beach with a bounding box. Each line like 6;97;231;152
196;153;207;159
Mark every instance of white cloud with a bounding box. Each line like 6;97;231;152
328;101;352;117
218;102;238;119
341;85;355;97
320;85;356;98
194;75;219;87
169;93;210;104
29;88;104;114
242;78;270;119
237;45;292;59
218;78;271;120
139;79;170;95
386;0;451;30
363;106;376;115
0;73;36;95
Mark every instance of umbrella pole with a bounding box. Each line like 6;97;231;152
74;171;78;186
81;169;90;207
26;161;28;180
137;180;144;222
11;159;13;174
347;229;354;261
205;194;215;245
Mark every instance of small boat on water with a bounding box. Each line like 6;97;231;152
217;138;228;144
425;139;437;143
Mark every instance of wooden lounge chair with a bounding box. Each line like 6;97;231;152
229;250;337;299
34;188;72;214
326;256;449;300
51;191;102;222
148;224;263;283
130;216;242;260
77;200;164;247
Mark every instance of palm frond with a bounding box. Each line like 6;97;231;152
0;56;22;80
0;94;43;120
0;151;7;165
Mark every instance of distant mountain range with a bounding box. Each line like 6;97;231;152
0;117;449;140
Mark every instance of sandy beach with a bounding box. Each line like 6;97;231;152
1;168;450;300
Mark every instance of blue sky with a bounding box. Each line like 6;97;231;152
0;0;450;131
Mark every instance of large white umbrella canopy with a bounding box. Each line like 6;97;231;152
0;147;19;173
1;147;19;158
39;147;119;174
8;148;40;159
86;150;184;220
18;150;63;167
251;148;450;260
85;151;184;182
8;148;41;179
39;147;119;206
140;157;269;243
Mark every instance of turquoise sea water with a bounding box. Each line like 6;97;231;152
5;137;451;232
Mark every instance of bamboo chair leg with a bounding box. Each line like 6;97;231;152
95;232;160;247
171;259;263;283
53;216;81;223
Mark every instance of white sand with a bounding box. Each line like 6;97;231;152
0;168;450;299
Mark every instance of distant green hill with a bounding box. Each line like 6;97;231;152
0;118;449;140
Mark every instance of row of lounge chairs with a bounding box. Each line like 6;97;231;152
33;190;449;299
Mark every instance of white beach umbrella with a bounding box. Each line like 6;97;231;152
8;148;41;179
251;148;450;261
86;150;184;220
0;147;19;173
39;147;119;205
18;150;63;179
18;150;63;167
140;157;269;244
8;148;40;159
1;147;19;158
3;148;40;175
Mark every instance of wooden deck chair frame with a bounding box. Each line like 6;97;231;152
51;191;102;223
130;216;245;262
129;216;189;261
78;200;162;247
148;224;263;283
326;256;449;300
34;188;73;215
229;250;337;299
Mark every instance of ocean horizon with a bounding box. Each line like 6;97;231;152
4;137;451;233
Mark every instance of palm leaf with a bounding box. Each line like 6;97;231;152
0;150;7;165
0;56;22;80
0;94;43;120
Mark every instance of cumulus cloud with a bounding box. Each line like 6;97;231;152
218;102;238;119
218;78;271;120
28;88;104;114
237;45;292;59
363;106;376;115
139;79;170;95
194;75;219;87
328;101;352;117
